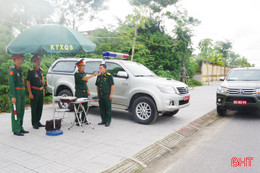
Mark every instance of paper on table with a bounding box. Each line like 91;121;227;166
76;98;89;102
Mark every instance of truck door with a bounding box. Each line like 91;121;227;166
84;61;101;96
106;62;130;106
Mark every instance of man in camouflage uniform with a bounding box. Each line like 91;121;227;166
74;59;97;125
95;64;114;127
8;54;29;136
27;55;45;129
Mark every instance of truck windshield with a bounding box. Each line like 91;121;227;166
122;61;156;77
227;69;260;81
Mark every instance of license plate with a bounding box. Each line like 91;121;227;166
233;100;247;105
184;96;189;101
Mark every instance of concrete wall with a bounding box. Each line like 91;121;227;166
194;61;232;83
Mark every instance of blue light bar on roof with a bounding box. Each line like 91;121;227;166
102;51;129;59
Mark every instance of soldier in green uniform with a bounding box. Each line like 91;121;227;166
27;55;45;129
95;64;114;127
74;59;97;125
8;54;29;136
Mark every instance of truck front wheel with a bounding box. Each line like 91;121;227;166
131;96;158;124
58;89;74;111
217;105;226;116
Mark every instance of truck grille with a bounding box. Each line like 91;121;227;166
228;88;256;95
177;87;189;94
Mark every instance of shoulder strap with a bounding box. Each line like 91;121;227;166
33;70;44;86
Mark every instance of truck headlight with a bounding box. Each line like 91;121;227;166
256;89;260;95
185;86;189;93
217;86;228;94
157;85;176;94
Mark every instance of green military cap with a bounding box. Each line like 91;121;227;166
31;54;41;62
13;54;24;60
76;59;85;66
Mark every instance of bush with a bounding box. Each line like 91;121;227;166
0;85;53;113
188;79;203;87
43;95;53;103
0;85;11;113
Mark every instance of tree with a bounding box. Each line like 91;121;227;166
85;28;145;60
50;0;108;29
129;0;200;81
120;7;149;61
198;38;213;84
211;51;224;66
0;0;55;85
0;0;54;28
170;9;199;83
214;40;232;76
173;25;191;82
229;51;240;67
130;0;179;13
198;38;213;62
129;0;181;35
236;57;253;67
197;38;253;68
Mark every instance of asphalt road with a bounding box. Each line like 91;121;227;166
142;110;260;173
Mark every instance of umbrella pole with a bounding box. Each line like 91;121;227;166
46;52;63;136
51;52;56;131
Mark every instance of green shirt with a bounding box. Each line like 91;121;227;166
95;72;114;95
74;71;88;90
8;64;25;98
27;67;44;87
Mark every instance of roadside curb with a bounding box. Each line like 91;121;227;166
101;109;219;173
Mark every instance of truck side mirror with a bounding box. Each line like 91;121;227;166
117;71;128;78
219;77;225;81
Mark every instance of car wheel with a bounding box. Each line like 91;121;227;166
58;89;74;111
217;106;226;116
131;96;158;124
162;110;179;116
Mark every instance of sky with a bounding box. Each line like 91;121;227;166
79;0;260;66
181;0;260;67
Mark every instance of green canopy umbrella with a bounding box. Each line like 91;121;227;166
7;24;97;136
7;24;96;54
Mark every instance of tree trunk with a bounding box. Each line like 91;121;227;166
224;57;226;76
131;23;137;61
182;55;186;83
207;61;209;85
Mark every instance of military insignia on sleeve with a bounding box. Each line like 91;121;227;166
9;71;13;75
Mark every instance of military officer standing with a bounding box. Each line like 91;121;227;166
74;59;97;125
95;64;114;127
27;55;45;129
8;54;29;136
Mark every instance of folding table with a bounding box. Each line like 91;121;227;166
68;97;99;133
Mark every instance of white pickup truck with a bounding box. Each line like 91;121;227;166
46;57;190;124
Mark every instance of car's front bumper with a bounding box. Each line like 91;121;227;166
158;93;190;112
217;93;260;110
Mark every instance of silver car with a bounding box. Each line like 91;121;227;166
46;57;190;124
